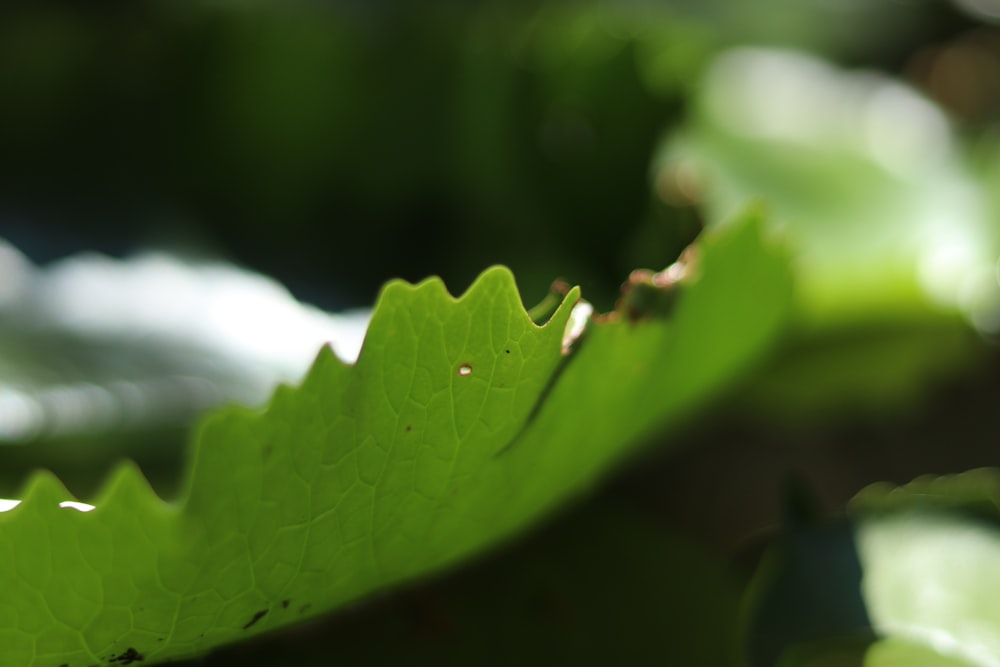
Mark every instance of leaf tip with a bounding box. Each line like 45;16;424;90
97;459;168;510
19;469;73;507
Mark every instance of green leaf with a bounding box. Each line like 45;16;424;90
850;471;1000;667
745;470;1000;666
662;48;998;326
0;210;791;665
864;637;981;666
659;48;997;419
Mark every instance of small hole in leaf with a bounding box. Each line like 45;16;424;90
458;364;472;377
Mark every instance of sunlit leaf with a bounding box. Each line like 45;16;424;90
0;210;791;665
865;637;980;667
661;47;998;326
851;470;1000;667
658;47;997;418
745;470;1000;667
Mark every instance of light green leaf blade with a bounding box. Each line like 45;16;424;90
0;210;791;666
659;48;997;420
745;470;1000;667
865;637;981;667
851;471;1000;667
662;47;998;325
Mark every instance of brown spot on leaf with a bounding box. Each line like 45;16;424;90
109;647;144;664
242;609;268;630
550;279;571;296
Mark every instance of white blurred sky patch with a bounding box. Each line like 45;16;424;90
23;247;372;370
0;240;372;443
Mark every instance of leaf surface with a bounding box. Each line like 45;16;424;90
745;470;1000;667
0;211;791;665
852;471;1000;667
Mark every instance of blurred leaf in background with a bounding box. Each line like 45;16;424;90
656;45;1000;421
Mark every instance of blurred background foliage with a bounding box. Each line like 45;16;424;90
0;0;979;310
5;0;1000;664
